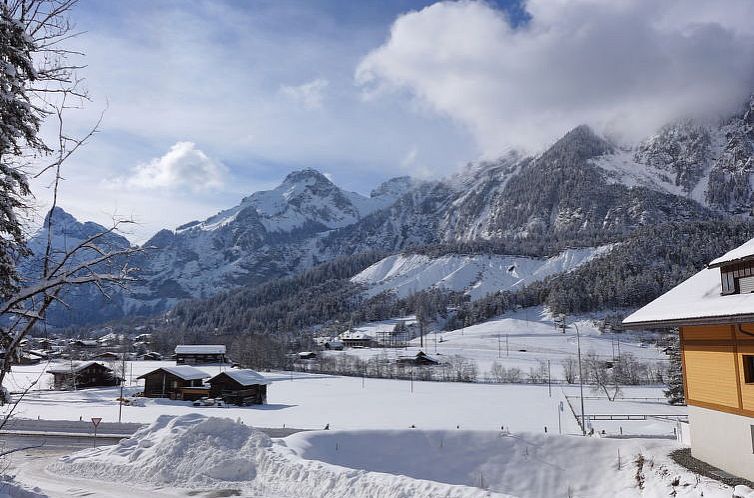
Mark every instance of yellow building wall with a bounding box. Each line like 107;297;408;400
737;344;754;411
683;324;733;341
683;345;740;408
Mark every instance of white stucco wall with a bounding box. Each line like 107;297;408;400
689;405;754;480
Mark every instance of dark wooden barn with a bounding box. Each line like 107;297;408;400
47;361;121;390
396;351;439;366
137;366;210;400
208;369;271;405
174;345;227;365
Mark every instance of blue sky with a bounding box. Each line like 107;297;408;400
32;0;754;242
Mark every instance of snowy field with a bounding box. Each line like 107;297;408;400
2;359;685;440
6;361;580;433
329;306;668;377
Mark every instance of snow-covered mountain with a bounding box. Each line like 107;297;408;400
125;169;414;315
595;96;754;213
20;207;133;326
34;94;754;327
351;246;612;301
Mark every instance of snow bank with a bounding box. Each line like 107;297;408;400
0;476;47;498
285;430;728;498
51;414;508;498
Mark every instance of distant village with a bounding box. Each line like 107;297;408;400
3;319;445;405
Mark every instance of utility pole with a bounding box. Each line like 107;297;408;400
575;321;586;435
506;334;509;357
547;360;552;397
420;320;424;349
119;338;128;423
497;334;501;359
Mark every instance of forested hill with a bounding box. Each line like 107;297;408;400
161;219;754;338
448;219;754;330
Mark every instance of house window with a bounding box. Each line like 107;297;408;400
744;356;754;384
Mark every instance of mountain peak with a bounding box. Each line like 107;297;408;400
371;176;415;199
544;125;614;162
43;205;78;227
281;168;333;187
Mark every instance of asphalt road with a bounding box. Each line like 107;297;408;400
0;418;306;451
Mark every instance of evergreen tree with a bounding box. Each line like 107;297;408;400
664;332;685;405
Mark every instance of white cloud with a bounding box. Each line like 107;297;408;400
111;142;227;191
356;0;754;155
280;78;329;109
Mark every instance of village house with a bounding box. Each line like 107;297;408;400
624;237;754;481
175;345;227;365
396;351;439;366
208;369;271;405
47;361;121;390
70;339;98;349
90;351;121;361
137;365;210;400
338;331;375;348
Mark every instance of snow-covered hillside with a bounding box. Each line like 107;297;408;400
351;247;612;300
330;306;667;378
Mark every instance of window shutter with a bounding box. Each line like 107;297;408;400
740;275;754;294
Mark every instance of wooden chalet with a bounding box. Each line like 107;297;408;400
70;339;98;349
175;344;227;365
624;237;754;481
396;351;439;366
91;351;120;361
338;331;375;348
137;366;210;400
208;369;271;405
47;361;121;390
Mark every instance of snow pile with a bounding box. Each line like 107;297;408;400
0;476;47;498
51;414;509;497
735;486;754;498
53;414;268;486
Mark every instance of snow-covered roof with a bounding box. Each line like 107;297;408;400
211;369;272;386
709;237;754;267
623;266;754;327
71;339;98;346
339;331;373;340
138;365;209;381
47;361;110;374
175;345;226;354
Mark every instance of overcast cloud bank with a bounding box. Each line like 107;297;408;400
357;0;754;155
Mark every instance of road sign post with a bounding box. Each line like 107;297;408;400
91;417;102;448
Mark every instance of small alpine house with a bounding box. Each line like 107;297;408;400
208;369;271;405
47;361;120;390
624;237;754;481
174;345;227;365
138;365;210;400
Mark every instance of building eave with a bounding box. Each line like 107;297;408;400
623;313;754;329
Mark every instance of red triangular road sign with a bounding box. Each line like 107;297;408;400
91;417;102;427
